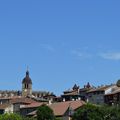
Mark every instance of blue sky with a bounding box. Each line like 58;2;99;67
0;0;120;95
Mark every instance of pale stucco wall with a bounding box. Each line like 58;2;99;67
4;104;14;114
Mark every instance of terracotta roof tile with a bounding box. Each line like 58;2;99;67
0;104;11;109
20;102;44;109
49;100;85;116
10;97;36;104
26;100;85;117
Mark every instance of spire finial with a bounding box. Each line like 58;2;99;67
26;66;29;76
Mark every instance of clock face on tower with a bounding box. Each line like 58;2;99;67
24;89;27;92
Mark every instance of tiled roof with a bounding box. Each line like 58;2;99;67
0;104;11;110
10;97;36;104
49;100;85;116
62;90;79;96
80;87;93;92
0;96;20;100
20;102;44;109
87;85;114;93
63;90;73;93
27;100;85;117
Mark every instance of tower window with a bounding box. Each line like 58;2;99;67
27;84;28;88
25;84;28;89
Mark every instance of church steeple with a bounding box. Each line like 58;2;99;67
22;69;32;97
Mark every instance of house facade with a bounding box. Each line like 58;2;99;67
61;84;80;102
0;104;13;114
104;81;120;105
61;83;92;102
87;85;117;105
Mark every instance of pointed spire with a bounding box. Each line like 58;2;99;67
73;84;79;90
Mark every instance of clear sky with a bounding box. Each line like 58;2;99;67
0;0;120;95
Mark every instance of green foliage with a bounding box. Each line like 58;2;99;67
1;104;120;120
0;113;22;120
102;105;120;120
72;104;120;120
54;118;62;120
22;117;37;120
73;104;103;120
36;104;55;120
0;113;37;120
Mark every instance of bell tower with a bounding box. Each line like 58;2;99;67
22;70;32;97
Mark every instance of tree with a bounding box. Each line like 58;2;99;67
36;104;55;120
0;113;22;120
72;104;120;120
22;117;37;120
73;104;104;120
102;105;120;120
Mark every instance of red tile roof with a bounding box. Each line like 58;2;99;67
0;104;11;110
49;100;85;116
20;102;44;109
27;100;85;117
10;97;36;104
